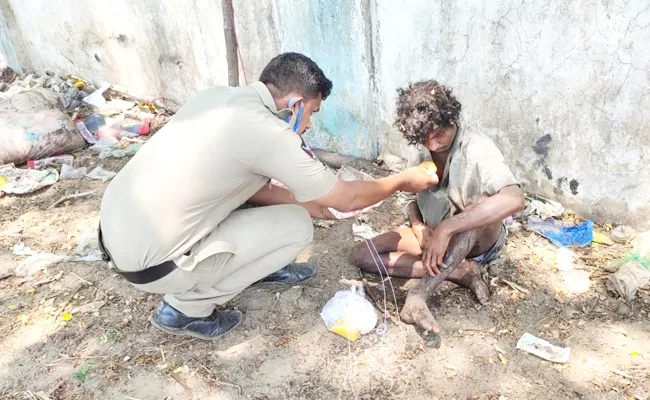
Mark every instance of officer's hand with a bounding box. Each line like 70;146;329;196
397;166;439;193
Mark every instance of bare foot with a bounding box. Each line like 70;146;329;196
400;292;440;333
448;260;490;305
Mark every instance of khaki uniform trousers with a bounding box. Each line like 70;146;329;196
134;204;314;317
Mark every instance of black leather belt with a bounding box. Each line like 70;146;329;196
98;226;177;285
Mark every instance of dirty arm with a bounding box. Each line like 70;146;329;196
439;185;525;235
248;184;335;220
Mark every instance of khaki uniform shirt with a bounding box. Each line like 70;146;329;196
407;128;519;228
100;82;337;271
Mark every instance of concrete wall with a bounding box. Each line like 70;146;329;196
1;0;649;228
0;0;229;101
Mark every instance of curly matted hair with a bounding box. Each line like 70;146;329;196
394;80;462;145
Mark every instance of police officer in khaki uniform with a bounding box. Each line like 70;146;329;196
99;53;437;340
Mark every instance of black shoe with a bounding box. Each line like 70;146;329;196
256;263;317;285
151;300;242;340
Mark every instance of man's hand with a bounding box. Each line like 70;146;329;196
397;166;439;193
420;224;453;276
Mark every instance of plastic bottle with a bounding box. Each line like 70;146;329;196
26;155;74;170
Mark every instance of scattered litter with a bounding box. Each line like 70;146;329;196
606;261;650;301
15;253;65;277
528;216;594;247
60;164;88;180
561;270;591;294
13;243;37;256
89;136;120;153
99;143;142;159
59;86;83;109
82;83;110;107
524;196;564;219
611;225;636;243
592;231;613;246
0;164;59;194
26;155;74;170
606;231;650;273
71;301;106;314
320;285;378;341
353;223;378;242
86;166;116;181
516;332;570;363
75;232;99;255
74;119;98;144
555;248;575;271
84;114;107;133
111;118;150;136
95;99;135;116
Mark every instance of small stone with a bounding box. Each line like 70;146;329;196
604;261;622;273
280;286;303;303
617;302;632;316
488;262;502;277
551;330;560;339
577;320;586;327
611;225;636;243
563;307;579;319
123;356;131;362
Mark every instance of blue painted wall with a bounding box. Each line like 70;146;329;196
272;0;378;159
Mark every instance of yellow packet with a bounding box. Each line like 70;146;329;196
329;318;359;341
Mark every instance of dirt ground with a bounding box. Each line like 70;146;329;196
1;148;649;400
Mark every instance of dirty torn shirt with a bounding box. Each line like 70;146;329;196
99;82;337;272
406;128;519;228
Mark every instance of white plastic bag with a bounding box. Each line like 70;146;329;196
86;166;116;181
15;253;64;277
60;164;88;180
320;285;377;341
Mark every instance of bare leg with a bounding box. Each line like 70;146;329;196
399;229;478;333
352;228;427;278
352;225;498;301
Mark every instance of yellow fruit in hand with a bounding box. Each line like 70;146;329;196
419;161;438;177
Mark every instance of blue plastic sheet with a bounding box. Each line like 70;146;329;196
528;217;594;247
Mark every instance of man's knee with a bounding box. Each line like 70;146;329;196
281;204;314;246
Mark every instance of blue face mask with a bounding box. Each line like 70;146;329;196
284;97;304;133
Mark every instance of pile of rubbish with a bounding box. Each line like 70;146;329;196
517;194;650;301
0;68;179;195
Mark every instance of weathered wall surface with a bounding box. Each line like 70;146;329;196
1;0;649;227
0;0;229;102
373;0;650;228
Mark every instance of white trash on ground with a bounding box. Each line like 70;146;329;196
353;223;378;242
320;285;378;341
0;164;59;195
13;232;104;277
15;253;65;277
60;164;88;180
86;166;116;181
516;332;571;363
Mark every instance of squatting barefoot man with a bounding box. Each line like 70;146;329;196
352;81;525;333
98;53;437;340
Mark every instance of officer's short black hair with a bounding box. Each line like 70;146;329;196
260;52;333;100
